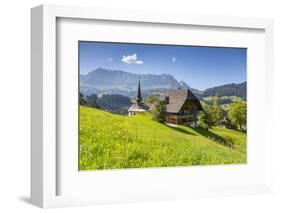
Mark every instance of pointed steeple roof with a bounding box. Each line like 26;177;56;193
136;75;142;104
128;75;150;114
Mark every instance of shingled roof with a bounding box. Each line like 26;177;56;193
162;89;203;113
128;103;150;112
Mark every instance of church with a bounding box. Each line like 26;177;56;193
128;77;149;116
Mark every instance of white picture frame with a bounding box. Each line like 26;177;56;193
31;4;274;208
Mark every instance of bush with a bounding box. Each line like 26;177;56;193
219;117;237;129
151;100;166;123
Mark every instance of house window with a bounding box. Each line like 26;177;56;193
165;96;169;104
183;108;190;115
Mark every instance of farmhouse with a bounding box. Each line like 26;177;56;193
128;77;149;116
162;88;203;127
128;78;203;127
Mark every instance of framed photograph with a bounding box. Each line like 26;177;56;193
31;4;274;208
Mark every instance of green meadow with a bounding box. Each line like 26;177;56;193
79;106;247;170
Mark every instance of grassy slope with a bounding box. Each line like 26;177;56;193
80;106;247;170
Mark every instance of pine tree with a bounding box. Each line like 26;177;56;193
79;92;86;105
211;93;224;126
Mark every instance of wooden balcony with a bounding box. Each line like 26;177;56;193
166;114;195;119
177;114;194;119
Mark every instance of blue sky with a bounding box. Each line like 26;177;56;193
79;41;246;90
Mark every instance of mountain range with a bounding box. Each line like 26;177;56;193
80;68;246;100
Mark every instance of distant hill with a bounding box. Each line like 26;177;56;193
96;94;132;115
201;82;246;100
84;93;132;115
80;68;190;96
80;68;246;104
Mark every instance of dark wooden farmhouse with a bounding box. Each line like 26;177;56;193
162;89;203;127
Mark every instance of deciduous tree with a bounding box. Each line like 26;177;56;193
228;101;247;130
151;100;166;123
198;105;214;130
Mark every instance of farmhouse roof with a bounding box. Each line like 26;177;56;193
162;88;203;113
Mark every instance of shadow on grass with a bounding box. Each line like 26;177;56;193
165;125;196;136
193;127;234;147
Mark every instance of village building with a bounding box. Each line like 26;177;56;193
128;77;149;116
219;116;236;129
128;78;203;127
162;88;203;127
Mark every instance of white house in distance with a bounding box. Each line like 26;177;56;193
128;77;149;116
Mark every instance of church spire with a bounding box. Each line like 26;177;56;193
136;75;142;104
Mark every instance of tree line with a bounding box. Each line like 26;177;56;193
198;94;247;131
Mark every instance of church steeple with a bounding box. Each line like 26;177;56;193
136;75;142;104
128;74;149;116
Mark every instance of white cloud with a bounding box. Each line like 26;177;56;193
172;57;176;63
121;54;144;65
107;58;113;61
134;60;144;64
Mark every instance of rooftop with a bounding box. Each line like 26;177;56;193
162;88;203;113
128;103;150;112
